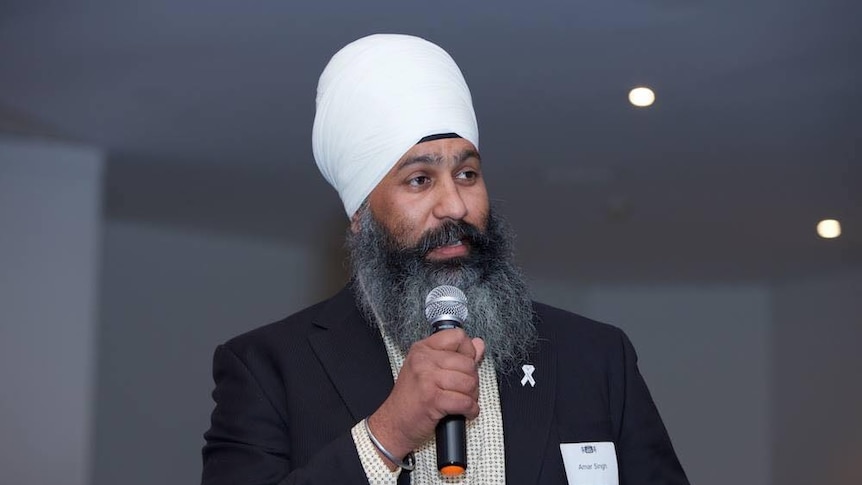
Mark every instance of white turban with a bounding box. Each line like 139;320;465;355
312;34;479;218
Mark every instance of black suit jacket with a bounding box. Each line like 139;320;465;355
201;286;688;484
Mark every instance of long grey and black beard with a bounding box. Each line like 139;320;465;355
346;207;537;374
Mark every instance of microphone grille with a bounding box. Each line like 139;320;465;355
424;285;468;325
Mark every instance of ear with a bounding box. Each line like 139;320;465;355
350;198;371;234
350;210;361;234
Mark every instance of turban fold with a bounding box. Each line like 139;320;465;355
312;34;479;218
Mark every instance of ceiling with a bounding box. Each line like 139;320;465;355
1;0;860;282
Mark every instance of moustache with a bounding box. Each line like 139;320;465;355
406;220;490;259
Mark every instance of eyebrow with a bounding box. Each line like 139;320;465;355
396;149;481;171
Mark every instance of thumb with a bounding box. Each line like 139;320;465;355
471;338;486;365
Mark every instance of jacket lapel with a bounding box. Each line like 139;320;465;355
308;287;395;421
500;317;557;484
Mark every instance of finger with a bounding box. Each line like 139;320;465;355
454;333;478;360
425;328;473;355
437;329;478;361
434;389;481;420
435;368;479;396
471;338;485;365
429;349;481;375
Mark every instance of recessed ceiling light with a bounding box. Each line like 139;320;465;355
816;219;842;239
628;86;655;107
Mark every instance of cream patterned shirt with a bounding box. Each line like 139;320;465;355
351;329;507;484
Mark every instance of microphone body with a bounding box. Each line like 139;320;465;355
425;285;469;477
436;415;467;476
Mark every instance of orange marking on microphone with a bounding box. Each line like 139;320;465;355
440;465;465;476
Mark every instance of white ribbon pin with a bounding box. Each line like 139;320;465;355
520;364;536;387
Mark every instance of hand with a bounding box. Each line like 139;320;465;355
367;329;485;468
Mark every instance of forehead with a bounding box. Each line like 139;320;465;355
393;137;480;171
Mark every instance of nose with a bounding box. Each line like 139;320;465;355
431;178;468;222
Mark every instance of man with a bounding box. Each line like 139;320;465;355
201;34;689;485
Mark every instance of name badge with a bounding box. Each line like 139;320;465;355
560;441;619;485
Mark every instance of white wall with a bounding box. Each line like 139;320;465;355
0;136;104;485
92;220;325;485
771;268;862;485
532;280;773;485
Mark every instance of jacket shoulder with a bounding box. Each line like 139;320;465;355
532;301;628;351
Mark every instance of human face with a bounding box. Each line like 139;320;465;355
359;137;490;261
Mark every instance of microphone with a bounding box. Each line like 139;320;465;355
424;285;469;477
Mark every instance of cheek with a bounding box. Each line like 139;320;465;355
396;213;438;248
371;205;424;248
465;192;490;229
383;199;442;243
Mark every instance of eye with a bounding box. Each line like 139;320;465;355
408;175;431;187
456;169;479;181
